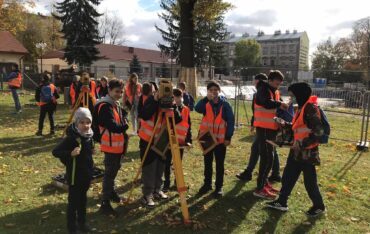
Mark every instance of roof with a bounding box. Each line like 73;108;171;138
226;31;306;43
0;31;28;54
43;44;170;63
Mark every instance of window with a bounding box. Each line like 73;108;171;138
109;64;115;74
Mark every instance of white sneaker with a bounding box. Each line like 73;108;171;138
154;191;168;200
142;195;155;207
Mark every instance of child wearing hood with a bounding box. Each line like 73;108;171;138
195;81;235;198
52;107;94;234
267;82;326;217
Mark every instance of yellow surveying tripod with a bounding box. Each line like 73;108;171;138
127;108;191;224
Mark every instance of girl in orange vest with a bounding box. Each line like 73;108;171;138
267;82;325;217
195;81;235;199
123;73;142;135
5;63;22;113
95;76;108;99
95;79;128;217
163;88;192;192
35;74;59;136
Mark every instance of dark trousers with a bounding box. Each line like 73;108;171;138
164;149;184;188
278;152;325;208
10;88;21;111
256;127;277;190
38;104;55;132
67;181;90;232
204;144;226;190
102;153;122;201
245;135;280;177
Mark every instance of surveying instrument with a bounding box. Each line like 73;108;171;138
64;73;96;136
126;79;191;224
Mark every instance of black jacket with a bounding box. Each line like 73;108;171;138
96;96;128;134
255;81;282;109
52;125;94;184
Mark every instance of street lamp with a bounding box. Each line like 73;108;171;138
36;42;47;73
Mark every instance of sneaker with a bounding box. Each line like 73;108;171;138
153;191;168;200
253;187;277;200
266;200;288;211
141;195;155;207
77;223;92;233
162;186;169;193
35;131;42;136
212;188;223;199
306;206;325;217
268;175;282;183
99;201;118;217
110;192;123;203
236;170;252;182
266;182;280;194
197;184;212;195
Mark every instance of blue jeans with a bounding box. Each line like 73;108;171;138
10;88;21;111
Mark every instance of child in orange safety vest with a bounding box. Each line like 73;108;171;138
163;88;192;192
35;73;59;136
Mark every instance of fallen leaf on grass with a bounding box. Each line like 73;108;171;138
326;191;336;199
350;217;360;222
227;208;235;213
110;230;118;234
303;221;311;226
342;186;351;194
4;223;15;228
41;210;50;215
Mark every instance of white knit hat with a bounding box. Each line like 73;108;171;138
73;107;92;124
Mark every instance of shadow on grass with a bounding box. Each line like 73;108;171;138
291;217;321;234
239;135;255;142
256;207;286;234
0;135;60;157
334;152;363;180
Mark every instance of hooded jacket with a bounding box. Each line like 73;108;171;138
255;80;282;109
96;95;128;134
52;124;94;184
195;96;235;141
288;83;324;165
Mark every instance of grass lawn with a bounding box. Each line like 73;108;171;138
0;91;369;234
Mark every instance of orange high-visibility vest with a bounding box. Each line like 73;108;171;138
8;72;22;88
37;84;56;106
292;96;321;150
175;106;190;145
98;103;125;154
70;83;77;105
138;95;156;142
199;102;227;144
125;83;142;104
253;89;280;130
90;80;97;99
70;81;97;106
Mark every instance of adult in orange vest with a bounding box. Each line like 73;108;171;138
267;82;326;217
195;81;235;198
35;74;59;136
123;73;142;134
95;79;128;217
253;70;289;200
163;88;192;192
5;64;22;113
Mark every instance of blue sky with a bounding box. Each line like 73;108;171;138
33;0;370;58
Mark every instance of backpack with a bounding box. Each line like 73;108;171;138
318;106;330;144
40;85;53;103
92;102;107;143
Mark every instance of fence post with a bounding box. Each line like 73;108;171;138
357;91;370;151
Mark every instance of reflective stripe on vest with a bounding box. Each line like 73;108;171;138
292;96;321;149
175;106;190;145
138;95;156;142
99;103;125;154
8;72;22;88
253;89;279;130
37;84;56;106
199;102;226;144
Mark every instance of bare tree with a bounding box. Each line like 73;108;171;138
99;10;126;45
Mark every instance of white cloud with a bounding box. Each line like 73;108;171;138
33;0;370;56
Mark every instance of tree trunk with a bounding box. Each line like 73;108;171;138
179;0;197;98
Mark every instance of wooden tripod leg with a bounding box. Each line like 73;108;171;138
166;114;191;224
63;92;84;136
125;113;163;203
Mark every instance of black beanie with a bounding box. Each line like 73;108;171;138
288;82;312;107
